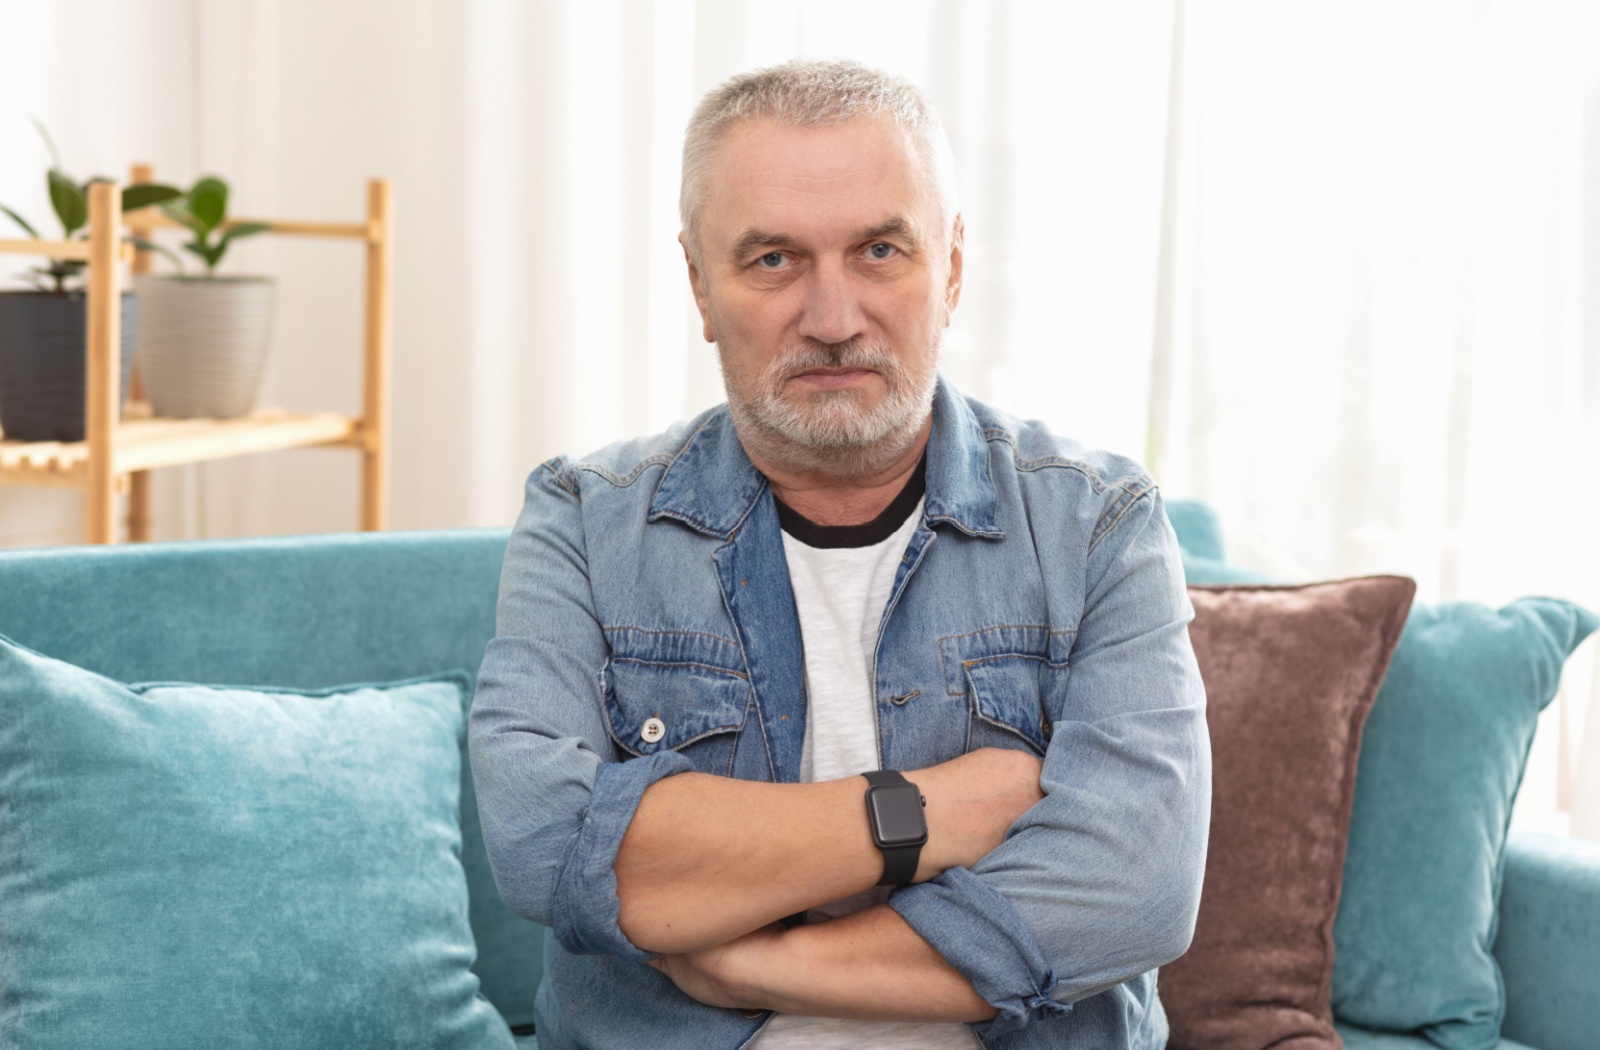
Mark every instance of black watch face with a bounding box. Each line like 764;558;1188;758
868;782;927;847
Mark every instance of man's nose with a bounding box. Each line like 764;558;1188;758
796;260;868;346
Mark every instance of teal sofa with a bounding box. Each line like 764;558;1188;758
0;505;1594;1049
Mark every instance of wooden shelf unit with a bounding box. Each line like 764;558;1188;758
0;166;392;543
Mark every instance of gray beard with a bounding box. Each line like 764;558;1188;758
722;340;937;480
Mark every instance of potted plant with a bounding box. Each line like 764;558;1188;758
0;119;181;441
134;176;273;418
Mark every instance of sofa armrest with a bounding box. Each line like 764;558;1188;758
1493;830;1600;1050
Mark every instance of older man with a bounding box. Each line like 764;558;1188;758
470;60;1210;1050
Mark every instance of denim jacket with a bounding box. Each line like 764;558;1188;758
470;377;1211;1049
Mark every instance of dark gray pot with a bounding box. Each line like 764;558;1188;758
136;276;275;419
0;290;138;442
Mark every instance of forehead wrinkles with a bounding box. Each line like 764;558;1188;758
701;118;940;249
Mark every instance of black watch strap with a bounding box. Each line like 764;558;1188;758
865;769;925;887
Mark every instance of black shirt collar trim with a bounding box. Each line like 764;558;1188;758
773;454;927;550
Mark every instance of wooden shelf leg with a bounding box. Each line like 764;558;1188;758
85;182;122;545
128;163;155;406
360;178;393;532
127;470;152;541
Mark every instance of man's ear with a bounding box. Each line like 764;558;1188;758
943;214;965;323
680;232;716;344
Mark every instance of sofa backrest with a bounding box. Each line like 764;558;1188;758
0;528;541;1029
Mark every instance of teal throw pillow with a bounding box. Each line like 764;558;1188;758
1165;499;1229;562
0;634;515;1050
1329;598;1598;1050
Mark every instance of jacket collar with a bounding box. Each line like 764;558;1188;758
649;375;1001;540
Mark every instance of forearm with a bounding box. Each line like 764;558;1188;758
616;772;881;953
616;748;1045;954
759;906;995;1022
651;904;996;1022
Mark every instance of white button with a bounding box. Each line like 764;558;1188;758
641;717;666;744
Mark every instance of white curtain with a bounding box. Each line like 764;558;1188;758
3;0;1596;839
1150;0;1600;839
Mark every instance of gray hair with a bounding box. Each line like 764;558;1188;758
679;59;958;257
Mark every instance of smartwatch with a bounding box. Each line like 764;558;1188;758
863;769;928;886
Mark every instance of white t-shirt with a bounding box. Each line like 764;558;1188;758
750;492;981;1050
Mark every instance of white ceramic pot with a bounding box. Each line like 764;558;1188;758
136;276;275;419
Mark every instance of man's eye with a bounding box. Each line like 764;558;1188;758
867;242;896;260
757;252;785;268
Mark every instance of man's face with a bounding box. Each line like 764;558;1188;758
684;115;963;459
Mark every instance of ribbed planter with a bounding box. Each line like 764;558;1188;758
136;276;275;419
0;290;138;442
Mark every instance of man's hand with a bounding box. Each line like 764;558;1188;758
910;747;1045;881
651;908;999;1023
648;923;786;1012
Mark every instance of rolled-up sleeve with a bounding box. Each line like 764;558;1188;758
888;487;1212;1037
469;460;690;962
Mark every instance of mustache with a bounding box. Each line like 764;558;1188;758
768;339;896;375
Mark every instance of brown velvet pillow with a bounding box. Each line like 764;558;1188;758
1161;576;1416;1050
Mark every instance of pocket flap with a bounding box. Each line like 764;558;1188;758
939;625;1074;753
602;630;752;757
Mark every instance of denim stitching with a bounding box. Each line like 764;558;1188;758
938;625;1076;695
960;665;1062;755
982;428;1117;496
604;626;743;648
1014;457;1116;495
539;457;579;496
646;417;756;537
1088;483;1156;552
937;623;1067;645
964;652;1071;671
653;476;768;539
603;720;748;759
573;453;675;489
609;657;749;680
600;658;750;757
955;662;1051;754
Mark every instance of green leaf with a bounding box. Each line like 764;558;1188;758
226;221;271;238
127;235;185;273
28;116;62;170
188;176;228;231
180;238;218;271
122;183;183;213
40;259;84;280
1;203;41;239
161;201;207;235
203;221;270;274
48;170;87;236
219;222;270;247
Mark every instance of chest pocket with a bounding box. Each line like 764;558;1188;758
601;628;753;776
940;625;1074;756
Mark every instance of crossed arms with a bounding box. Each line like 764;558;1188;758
618;748;1045;1021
